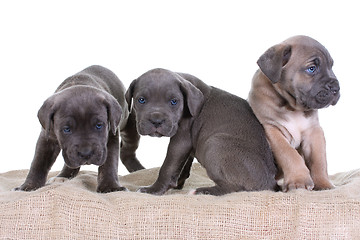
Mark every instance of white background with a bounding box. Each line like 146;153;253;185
0;0;359;176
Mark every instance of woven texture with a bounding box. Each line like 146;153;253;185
1;163;360;239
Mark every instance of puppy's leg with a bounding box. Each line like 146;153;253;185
138;129;193;195
265;125;314;192
97;132;127;193
14;130;61;191
120;110;145;172
193;136;258;196
174;156;194;190
302;126;334;190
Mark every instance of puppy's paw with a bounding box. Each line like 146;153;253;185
137;185;166;195
12;182;42;192
313;178;335;190
97;176;128;193
283;175;314;192
47;176;69;184
97;184;128;193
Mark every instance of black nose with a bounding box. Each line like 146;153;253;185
326;79;340;95
78;147;93;160
150;118;165;128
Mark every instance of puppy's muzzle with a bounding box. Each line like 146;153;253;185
149;112;166;128
64;143;105;168
325;79;340;95
77;146;94;161
138;111;176;137
316;78;340;106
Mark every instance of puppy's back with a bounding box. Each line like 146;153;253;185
193;86;278;191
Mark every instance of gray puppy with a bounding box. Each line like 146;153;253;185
126;68;278;195
15;65;144;193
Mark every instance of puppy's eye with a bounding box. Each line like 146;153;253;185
63;126;71;134
138;97;146;104
170;99;178;106
95;123;103;130
306;66;317;74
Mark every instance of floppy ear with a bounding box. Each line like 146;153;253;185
103;95;122;136
37;96;57;139
257;43;292;83
179;80;204;117
125;79;136;112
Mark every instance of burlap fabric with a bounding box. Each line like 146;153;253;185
0;163;360;239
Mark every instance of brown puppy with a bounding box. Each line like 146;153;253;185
126;68;278;196
248;36;340;192
15;65;144;192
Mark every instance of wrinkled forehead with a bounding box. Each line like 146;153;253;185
54;90;107;121
285;36;334;65
135;71;182;96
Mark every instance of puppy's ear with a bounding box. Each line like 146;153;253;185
179;80;204;117
125;79;136;111
257;44;292;83
38;96;56;139
104;95;122;136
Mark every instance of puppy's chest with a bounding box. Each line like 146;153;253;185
278;111;316;148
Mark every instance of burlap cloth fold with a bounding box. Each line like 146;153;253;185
1;163;360;239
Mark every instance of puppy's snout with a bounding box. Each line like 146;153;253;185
149;112;165;128
77;147;93;160
150;118;165;128
325;79;340;95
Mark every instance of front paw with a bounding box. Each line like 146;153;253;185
47;176;69;185
13;182;43;192
96;182;128;193
283;174;314;192
137;185;167;195
313;177;335;190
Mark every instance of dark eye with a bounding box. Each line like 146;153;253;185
306;66;317;74
95;123;103;130
170;99;178;106
138;97;146;104
63;126;71;134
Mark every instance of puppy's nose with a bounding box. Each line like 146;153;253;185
149;112;165;128
150;118;165;128
326;79;340;95
78;147;93;160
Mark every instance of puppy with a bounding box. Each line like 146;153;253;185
126;68;278;196
15;65;144;192
248;35;340;191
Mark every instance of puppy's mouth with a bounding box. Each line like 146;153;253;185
137;121;177;138
299;90;340;110
141;127;174;138
149;131;165;138
293;79;340;110
62;145;106;168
